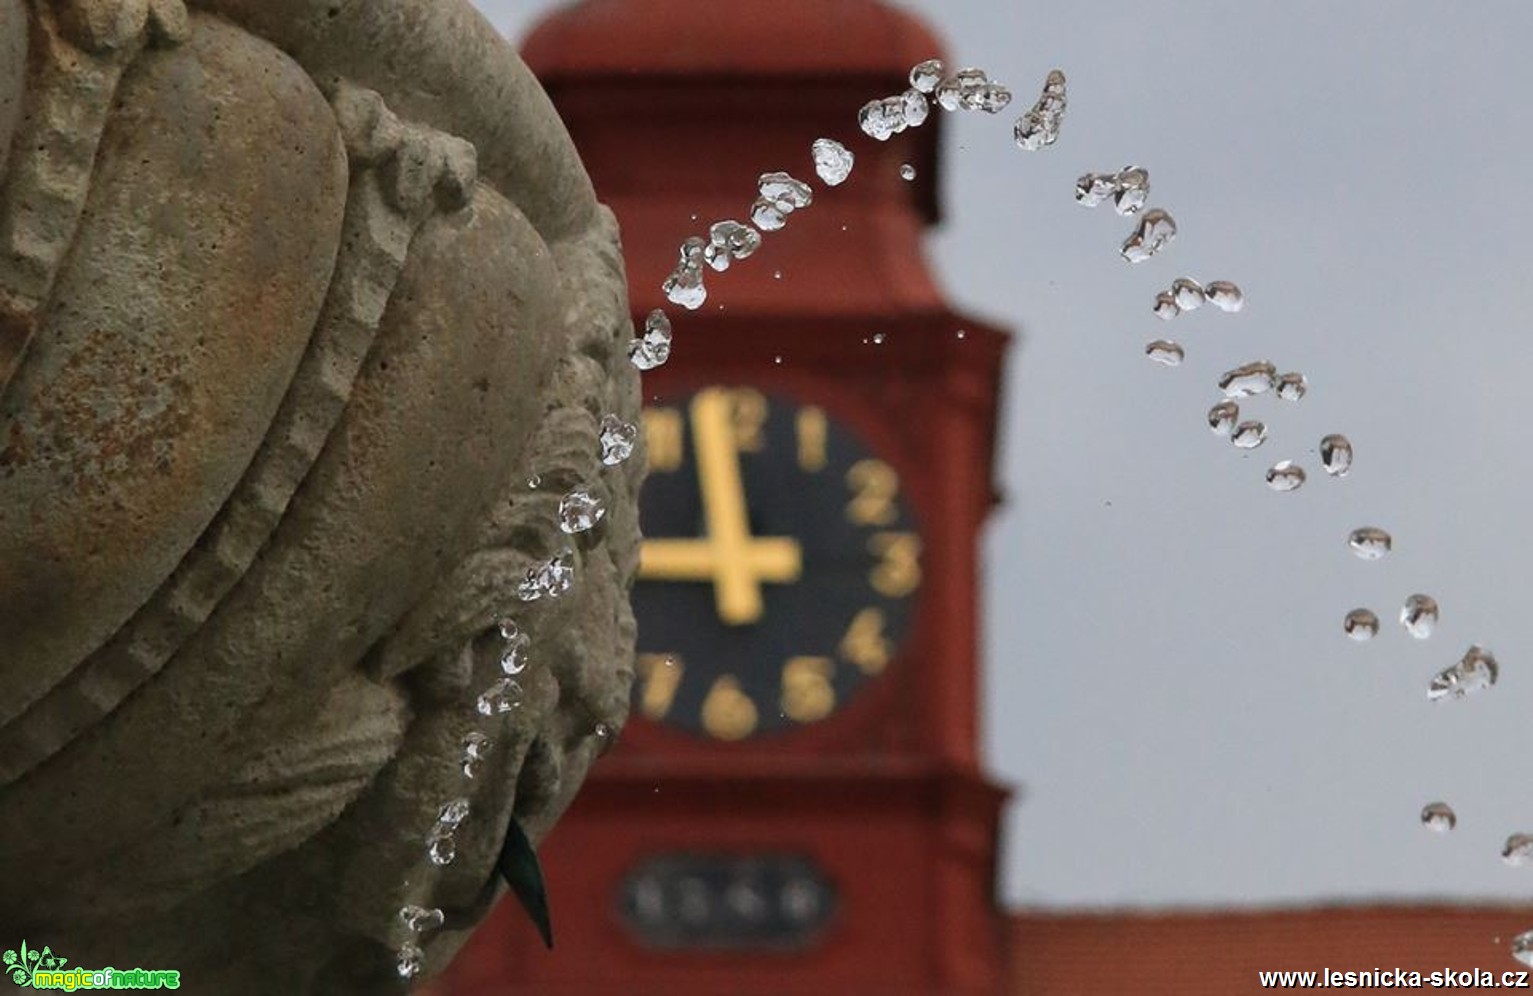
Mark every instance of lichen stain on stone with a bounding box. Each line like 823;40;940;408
22;325;192;495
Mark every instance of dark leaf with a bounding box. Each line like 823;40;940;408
498;818;553;949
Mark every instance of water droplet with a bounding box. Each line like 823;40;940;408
1074;172;1119;208
1344;607;1379;640
526;474;541;489
1504;834;1533;867
956;329;967;339
426;827;456;866
1348;526;1392;560
499;625;530;675
773;355;782;364
750;197;787;232
1320;434;1353;477
628;309;672;370
593;721;617;756
901;89;930;127
400;905;446;933
1266;460;1306;492
1207;401;1239;436
677;236;706;267
476;677;524;716
1205;280;1244;312
772;270;783;280
599;414;637;466
859;95;912;140
661;265;705;310
558;488;606;534
899;163;916;181
396;943;424;979
945;68;993;111
1512;931;1533;967
437;798;470;829
1171;278;1205;310
933;75;964;112
460;731;493;778
811;138;854;186
976;83;1012;114
496;618;521;642
950;67;987;95
1113;169;1149;216
910;58;944;93
759;171;813;211
1153;292;1180;320
871;332;886;345
1421;802;1456;833
1276;372;1307;401
1012;69;1066;149
462;731;493;761
1120;208;1178;263
708;219;761;264
517;549;575;601
1012;110;1051;151
1231;421;1267;449
1074;166;1146;209
1218;360;1277;398
1401;594;1439;639
1145;340;1183;366
1427;645;1499;702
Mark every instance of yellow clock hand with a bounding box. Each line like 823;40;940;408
639;388;801;625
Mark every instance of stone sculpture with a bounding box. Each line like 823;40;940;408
0;0;643;990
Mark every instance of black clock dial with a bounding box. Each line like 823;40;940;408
633;386;921;740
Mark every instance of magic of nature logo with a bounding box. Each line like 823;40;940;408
4;942;180;990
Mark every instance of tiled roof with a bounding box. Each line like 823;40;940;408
1009;905;1533;995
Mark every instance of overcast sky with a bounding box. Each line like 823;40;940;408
475;0;1533;910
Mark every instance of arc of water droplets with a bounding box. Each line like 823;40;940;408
798;56;1510;955
627;51;1519;966
1153;277;1243;321
396;53;1052;976
1050;68;1518;944
397;617;529;977
1071;165;1179;265
389;355;632;977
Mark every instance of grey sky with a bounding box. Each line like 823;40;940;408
475;0;1533;909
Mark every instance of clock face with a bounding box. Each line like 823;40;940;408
633;385;921;741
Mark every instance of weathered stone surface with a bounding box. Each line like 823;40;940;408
0;0;24;185
0;2;642;992
0;13;349;746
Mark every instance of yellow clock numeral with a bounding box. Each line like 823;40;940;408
796;406;828;472
701;675;758;740
840;608;891;674
636;653;684;720
845;458;899;526
642;407;684;472
781;656;836;723
868;532;922;597
727;388;769;452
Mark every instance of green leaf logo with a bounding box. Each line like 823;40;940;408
5;940;36;986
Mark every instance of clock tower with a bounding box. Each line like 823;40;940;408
438;1;1012;993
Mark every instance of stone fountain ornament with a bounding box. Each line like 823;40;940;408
0;0;644;990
